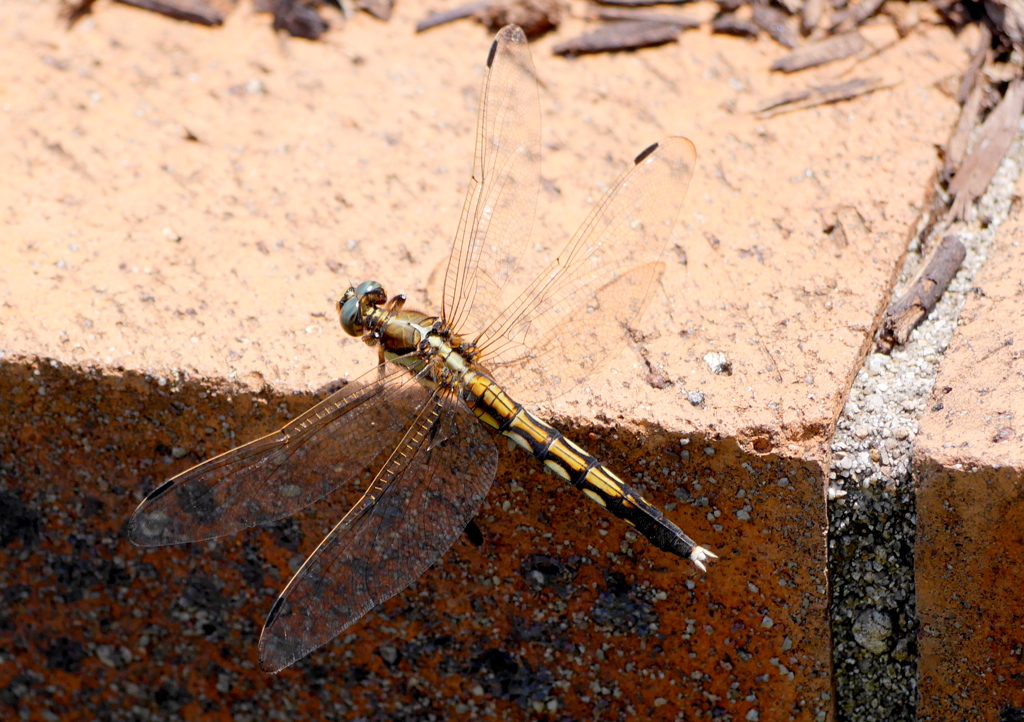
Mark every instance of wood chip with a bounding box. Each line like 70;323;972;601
475;0;564;36
114;0;235;25
752;4;799;47
417;1;492;32
956;23;991;105
770;31;864;72
552;20;682;55
876;235;966;352
756;76;892;117
59;0;97;26
594;0;691;5
829;0;884;31
944;79;986;182
356;0;394;20
948;78;1024;221
802;0;824;33
588;7;700;28
267;0;329;39
711;13;760;37
882;0;919;37
987;0;1024;48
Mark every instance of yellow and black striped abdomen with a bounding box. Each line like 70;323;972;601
462;371;712;566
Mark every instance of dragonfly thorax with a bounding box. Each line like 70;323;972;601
338;280;448;362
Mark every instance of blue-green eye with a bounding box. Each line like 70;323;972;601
340;295;363;336
354;280;380;296
355;281;386;305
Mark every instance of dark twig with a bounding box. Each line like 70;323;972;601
876;235;966;352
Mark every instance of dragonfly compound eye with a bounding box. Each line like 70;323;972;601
338;287;357;306
355;280;387;306
340;295;365;336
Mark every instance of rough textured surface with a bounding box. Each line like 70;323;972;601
914;173;1024;722
0;0;972;719
0;361;833;719
827;115;1024;722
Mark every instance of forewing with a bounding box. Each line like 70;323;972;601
127;362;430;546
258;390;497;672
478;138;697;406
442;24;541;338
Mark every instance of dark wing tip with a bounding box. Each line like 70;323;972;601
488;26;528;67
141;478;176;503
634;142;659;164
259;596;295;673
265;594;288;627
492;26;528;64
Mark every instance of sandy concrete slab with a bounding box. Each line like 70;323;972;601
915;178;1024;722
0;0;969;719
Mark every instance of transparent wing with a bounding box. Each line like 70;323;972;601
258;388;497;672
442;24;541;338
477;138;697;407
127;361;430;546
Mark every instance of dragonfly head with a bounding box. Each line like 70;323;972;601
338;280;387;337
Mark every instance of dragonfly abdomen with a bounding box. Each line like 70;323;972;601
462;371;711;567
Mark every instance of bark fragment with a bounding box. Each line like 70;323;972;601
948;78;1024;221
552;20;683;55
114;0;235;25
771;31;865;72
876;235;967;352
752;4;799;47
756;76;892;117
587;7;701;28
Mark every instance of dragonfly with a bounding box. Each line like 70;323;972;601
128;24;712;673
